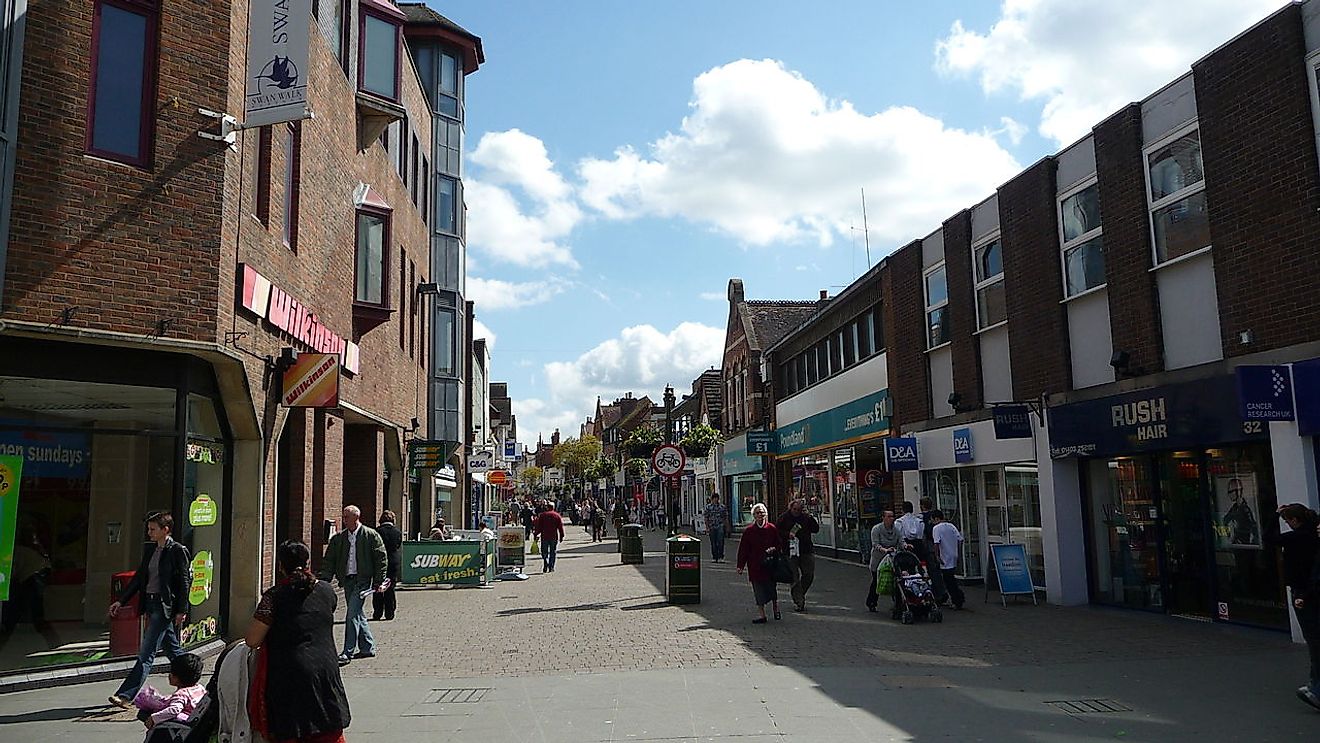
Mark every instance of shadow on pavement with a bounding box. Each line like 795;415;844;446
0;705;119;724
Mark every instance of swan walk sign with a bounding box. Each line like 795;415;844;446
245;0;312;127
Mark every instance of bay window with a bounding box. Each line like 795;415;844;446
354;209;389;306
359;3;401;101
87;0;159;166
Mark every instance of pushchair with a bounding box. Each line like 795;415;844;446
891;549;943;624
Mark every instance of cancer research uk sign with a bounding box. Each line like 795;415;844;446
1235;365;1295;422
245;0;312;127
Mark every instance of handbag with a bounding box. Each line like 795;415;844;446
763;552;794;584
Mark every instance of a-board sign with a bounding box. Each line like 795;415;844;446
399;540;487;586
496;526;525;568
988;543;1037;607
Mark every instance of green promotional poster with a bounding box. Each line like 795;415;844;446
400;541;487;586
189;494;218;527
189;551;214;606
0;455;23;601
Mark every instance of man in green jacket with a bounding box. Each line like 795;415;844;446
320;505;387;666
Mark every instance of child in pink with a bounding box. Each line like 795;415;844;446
133;653;206;727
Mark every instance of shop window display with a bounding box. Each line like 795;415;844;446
791;454;832;548
832;448;859;553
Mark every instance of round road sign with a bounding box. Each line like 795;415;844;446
651;444;685;477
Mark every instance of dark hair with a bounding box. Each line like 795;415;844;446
277;540;315;593
146;512;174;532
171;653;204;686
902;501;915;514
920;497;934;509
930;509;946;520
380;510;396;524
1279;503;1318;527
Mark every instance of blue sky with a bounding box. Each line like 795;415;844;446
425;0;1281;444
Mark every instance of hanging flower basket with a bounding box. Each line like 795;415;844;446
628;443;658;459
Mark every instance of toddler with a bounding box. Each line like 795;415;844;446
133;653;206;728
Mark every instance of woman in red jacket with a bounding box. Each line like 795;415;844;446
736;503;782;624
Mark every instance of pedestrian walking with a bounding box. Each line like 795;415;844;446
918;496;947;600
776;499;820;612
668;497;681;536
245;540;352;743
0;529;61;650
1275;503;1320;711
591;498;606;542
533;503;566;572
371;510;403;621
612;497;629;538
930;510;965;609
521;501;536;540
703;493;730;562
318;505;387;666
867;509;902;613
736;503;782;624
107;512;192;709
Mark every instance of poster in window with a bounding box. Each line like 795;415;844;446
1213;474;1261;550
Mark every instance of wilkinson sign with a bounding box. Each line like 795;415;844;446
244;0;312;127
239;264;360;374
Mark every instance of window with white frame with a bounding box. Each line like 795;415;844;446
1145;125;1210;264
1058;179;1105;296
972;235;1005;329
925;264;949;348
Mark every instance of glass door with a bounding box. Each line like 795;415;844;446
1159;452;1212;619
1089;457;1165;611
981;468;1006;580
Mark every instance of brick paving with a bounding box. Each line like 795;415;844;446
344;526;1293;679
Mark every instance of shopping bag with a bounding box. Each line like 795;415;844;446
763;553;794;584
876;558;895;595
530;538;540;555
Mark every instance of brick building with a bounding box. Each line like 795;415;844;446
0;0;481;679
742;3;1320;639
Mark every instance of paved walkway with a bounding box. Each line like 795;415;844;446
0;526;1313;741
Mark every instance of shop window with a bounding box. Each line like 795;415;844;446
1145;125;1209;264
924;264;949;348
184;395;226;650
972;235;1006;329
1005;467;1045;588
1059;179;1105;296
87;0;159;167
354;208;389;306
359;4;401;101
833;448;859;552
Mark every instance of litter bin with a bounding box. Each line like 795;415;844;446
620;523;644;564
109;571;142;657
666;534;701;604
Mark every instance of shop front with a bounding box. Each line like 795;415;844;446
776;389;891;559
906;418;1044;588
0;338;231;673
1049;374;1286;629
721;434;764;528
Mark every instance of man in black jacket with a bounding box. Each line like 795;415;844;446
107;512;193;708
372;510;404;621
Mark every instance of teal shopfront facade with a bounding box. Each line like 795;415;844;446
774;389;893;557
722;432;765;527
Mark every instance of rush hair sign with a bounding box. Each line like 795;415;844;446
238;264;361;374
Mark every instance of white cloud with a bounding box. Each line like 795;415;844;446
472;319;497;349
465;130;582;269
467;276;569;311
935;0;1281;145
515;322;725;443
577;59;1021;249
699;291;725;302
997;116;1027;147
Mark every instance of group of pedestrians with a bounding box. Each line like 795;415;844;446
871;500;964;616
734;498;823;622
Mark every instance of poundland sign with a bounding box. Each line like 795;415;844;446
776;390;891;456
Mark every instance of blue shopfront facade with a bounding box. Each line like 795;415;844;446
721;432;765;527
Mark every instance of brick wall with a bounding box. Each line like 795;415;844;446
1094;103;1164;374
1000;157;1072;398
1194;3;1320;356
343;425;384;524
888;241;929;426
4;0;230;335
942;210;982;408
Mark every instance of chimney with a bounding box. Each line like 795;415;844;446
728;278;745;304
552;429;560;445
819;289;828;300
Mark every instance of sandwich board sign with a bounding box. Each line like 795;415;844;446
987;543;1038;607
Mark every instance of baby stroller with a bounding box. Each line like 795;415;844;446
891;550;943;624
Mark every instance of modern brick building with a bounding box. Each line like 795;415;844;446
747;2;1320;640
0;0;481;679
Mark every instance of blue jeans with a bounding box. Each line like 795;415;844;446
709;528;726;561
342;579;376;656
541;540;559;571
114;595;183;699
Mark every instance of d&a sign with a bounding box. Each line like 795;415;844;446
239;264;360;374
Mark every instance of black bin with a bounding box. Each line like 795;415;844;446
666;534;701;604
620;523;644;564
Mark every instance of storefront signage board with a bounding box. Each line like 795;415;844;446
746;431;777;455
1048;375;1267;459
776;390;891;457
992;404;1034;439
0;455;22;600
238;264;361;374
503;439;516;459
953;428;974;463
884;437;919;471
467;449;496;472
281;352;340;408
400;540;487;585
0;425;90;479
989;543;1037;606
496;526;525;569
410;440;455;471
721;435;763;476
1294;358;1320;436
1235;365;1294;421
244;0;312;127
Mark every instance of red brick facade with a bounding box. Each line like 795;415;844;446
887;241;929;427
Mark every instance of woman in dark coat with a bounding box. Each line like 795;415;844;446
1276;504;1320;711
245;540;351;742
736;503;782;624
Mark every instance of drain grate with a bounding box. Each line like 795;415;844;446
1046;699;1132;715
424;688;491;704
